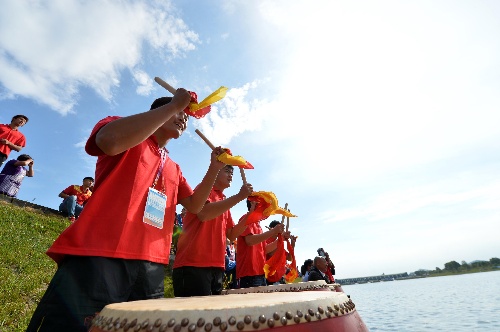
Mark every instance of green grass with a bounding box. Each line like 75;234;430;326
0;201;174;332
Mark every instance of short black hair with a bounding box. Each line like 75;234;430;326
269;220;280;228
150;97;173;110
12;115;29;123
17;154;32;161
83;176;95;182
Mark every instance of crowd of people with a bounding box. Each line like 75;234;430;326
3;92;336;332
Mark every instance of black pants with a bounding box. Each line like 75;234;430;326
239;275;267;289
172;266;223;297
26;256;165;332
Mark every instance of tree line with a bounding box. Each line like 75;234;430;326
414;257;500;276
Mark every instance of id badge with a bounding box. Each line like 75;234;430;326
143;187;167;229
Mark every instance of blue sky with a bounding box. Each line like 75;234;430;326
1;0;499;279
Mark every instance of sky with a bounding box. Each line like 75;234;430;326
1;0;499;279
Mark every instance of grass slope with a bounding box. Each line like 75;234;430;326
0;201;174;332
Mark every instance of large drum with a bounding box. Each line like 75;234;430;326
222;280;344;295
222;280;331;295
90;290;368;332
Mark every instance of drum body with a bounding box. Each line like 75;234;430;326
90;290;368;332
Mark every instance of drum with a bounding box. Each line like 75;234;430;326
90;291;368;332
222;280;331;295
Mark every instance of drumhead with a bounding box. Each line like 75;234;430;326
91;291;357;331
222;280;330;295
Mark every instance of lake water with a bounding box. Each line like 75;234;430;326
342;271;500;331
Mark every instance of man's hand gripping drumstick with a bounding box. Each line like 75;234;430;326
195;129;253;198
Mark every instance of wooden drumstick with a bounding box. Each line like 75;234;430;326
286;208;290;232
281;203;288;224
195;129;216;150
240;167;247;185
154;77;177;95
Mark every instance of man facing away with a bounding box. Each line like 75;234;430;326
236;200;287;288
58;176;94;222
27;89;226;332
0;115;28;166
172;165;253;296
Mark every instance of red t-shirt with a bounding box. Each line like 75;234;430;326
47;116;193;264
61;185;92;205
0;124;26;157
236;220;266;278
173;188;234;269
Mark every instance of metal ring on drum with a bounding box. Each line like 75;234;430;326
89;290;368;332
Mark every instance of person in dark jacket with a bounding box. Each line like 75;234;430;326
307;256;331;284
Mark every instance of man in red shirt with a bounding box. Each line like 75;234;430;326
27;89;227;332
0;115;28;166
236;200;287;288
58;177;94;222
172;165;253;296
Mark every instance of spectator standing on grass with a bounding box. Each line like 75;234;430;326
0;154;34;197
0;115;28;166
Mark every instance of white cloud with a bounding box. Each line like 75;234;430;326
195;80;270;146
0;0;199;114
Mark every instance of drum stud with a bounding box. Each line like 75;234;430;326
285;311;292;320
173;324;182;332
123;322;131;331
308;308;314;316
318;306;324;314
220;321;228;331
293;315;301;324
340;304;344;310
326;311;332;318
188;323;197;332
267;318;275;328
296;310;303;318
181;318;189;327
272;312;280;320
327;306;333;313
133;324;141;332
130;318;138;328
168;318;176;327
280;317;287;325
159;324;168;332
258;314;266;323
197;318;205;327
141;319;149;329
107;317;113;325
204;322;213;331
120;318;128;328
213;317;221;326
252;320;260;329
340;309;345;315
315;312;322;320
333;310;339;316
146;325;154;332
304;314;311;322
228;316;236;325
107;323;113;330
154;318;162;327
236;321;245;330
244;315;251;324
334;304;339;311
